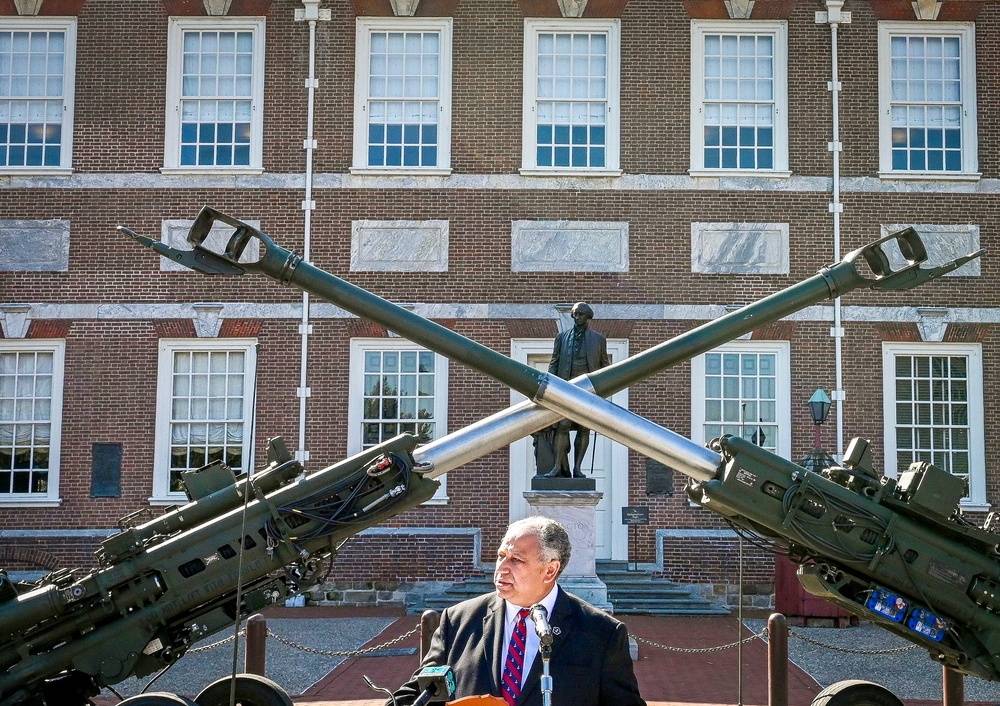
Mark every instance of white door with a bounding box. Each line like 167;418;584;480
508;339;629;560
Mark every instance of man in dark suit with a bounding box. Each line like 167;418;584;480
391;516;644;706
544;302;611;478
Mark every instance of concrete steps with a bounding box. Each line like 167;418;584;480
599;561;729;615
407;561;729;616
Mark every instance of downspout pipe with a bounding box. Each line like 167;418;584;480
295;0;325;463
818;0;850;460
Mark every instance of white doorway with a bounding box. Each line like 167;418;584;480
508;339;630;560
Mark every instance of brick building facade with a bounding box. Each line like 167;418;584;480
0;0;997;610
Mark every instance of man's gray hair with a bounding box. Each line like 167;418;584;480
503;516;571;576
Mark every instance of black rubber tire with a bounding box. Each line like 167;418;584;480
117;693;199;706
810;680;905;706
194;674;293;706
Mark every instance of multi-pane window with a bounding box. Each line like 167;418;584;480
879;23;977;176
165;18;264;171
883;343;985;506
368;32;438;167
522;19;620;173
353;18;452;172
690;21;787;174
361;349;438;447
180;30;252;167
154;340;256;499
536;32;606;168
0;341;63;503
893;354;968;473
691;342;790;458
348;340;448;501
703;350;778;453
0;19;75;171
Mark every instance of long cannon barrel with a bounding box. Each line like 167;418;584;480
123;207;982;482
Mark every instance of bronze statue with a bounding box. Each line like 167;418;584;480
543;302;610;478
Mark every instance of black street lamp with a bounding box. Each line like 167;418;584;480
807;387;832;446
799;387;834;473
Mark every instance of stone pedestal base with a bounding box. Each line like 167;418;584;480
530;476;596;491
523;490;611;611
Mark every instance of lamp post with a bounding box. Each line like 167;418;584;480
807;387;832;447
799;387;834;473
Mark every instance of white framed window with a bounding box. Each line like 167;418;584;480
878;22;977;178
690;20;788;176
352;18;453;174
691;341;791;459
521;18;620;175
0;18;76;174
882;343;986;508
348;339;448;503
153;339;257;502
0;339;64;506
163;17;265;173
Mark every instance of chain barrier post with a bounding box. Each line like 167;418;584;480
943;666;964;706
420;610;440;663
245;613;267;676
767;613;788;706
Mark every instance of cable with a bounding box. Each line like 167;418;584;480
137;663;173;695
225;342;263;706
263;453;413;546
364;674;397;706
725;519;790;555
228;451;256;706
781;483;890;564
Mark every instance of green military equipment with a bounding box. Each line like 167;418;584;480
0;207;985;705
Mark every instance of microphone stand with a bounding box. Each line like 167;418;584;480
539;643;553;706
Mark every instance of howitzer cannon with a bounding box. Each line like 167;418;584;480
0;206;984;706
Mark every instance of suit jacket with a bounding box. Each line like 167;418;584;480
392;590;645;706
548;327;611;380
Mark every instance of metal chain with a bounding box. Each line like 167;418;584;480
189;631;242;654
634;628;766;653
189;620;916;660
188;622;421;658
787;627;918;655
265;624;420;657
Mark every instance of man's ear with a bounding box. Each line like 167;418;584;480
544;560;561;584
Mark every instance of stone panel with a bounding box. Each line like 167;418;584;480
351;220;449;272
511;220;629;272
691;222;789;274
0;220;70;272
881;224;980;277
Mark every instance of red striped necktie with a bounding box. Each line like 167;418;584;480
501;608;530;706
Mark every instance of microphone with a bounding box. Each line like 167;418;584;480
529;603;554;648
412;665;456;706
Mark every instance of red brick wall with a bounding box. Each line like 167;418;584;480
324;532;482;583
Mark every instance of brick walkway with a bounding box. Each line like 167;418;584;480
299;612;821;706
296;611;994;706
91;607;997;705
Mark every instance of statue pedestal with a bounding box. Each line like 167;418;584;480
523;490;611;611
530;476;596;491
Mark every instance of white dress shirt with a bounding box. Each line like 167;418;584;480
502;583;559;678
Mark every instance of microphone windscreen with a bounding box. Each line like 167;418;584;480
416;665;456;701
